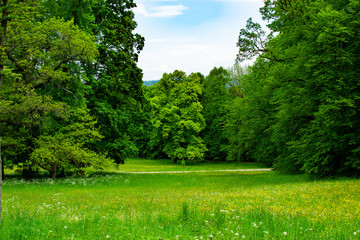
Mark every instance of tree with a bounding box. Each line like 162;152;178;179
225;60;278;165
201;67;232;161
283;0;360;176
30;109;112;179
147;71;207;163
44;0;145;164
87;0;145;164
0;0;114;225
0;0;110;179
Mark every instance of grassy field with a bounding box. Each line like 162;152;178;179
1;159;360;239
3;159;269;176
107;158;269;172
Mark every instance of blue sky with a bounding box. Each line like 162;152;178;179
133;0;265;81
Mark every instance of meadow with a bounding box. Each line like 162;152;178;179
107;159;269;172
1;159;360;239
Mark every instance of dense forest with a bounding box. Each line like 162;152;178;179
1;0;359;181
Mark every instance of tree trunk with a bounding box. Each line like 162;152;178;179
71;0;81;26
50;165;57;180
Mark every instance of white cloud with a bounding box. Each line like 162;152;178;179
138;34;240;80
134;4;187;18
134;4;148;16
134;0;265;80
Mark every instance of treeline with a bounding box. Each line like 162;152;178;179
230;0;360;177
137;0;360;178
137;68;234;163
1;0;359;179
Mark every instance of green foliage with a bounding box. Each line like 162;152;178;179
201;67;232;161
0;0;113;179
88;99;140;164
6;9;98;86
42;0;97;31
0;85;68;166
232;0;360;176
30;109;112;178
225;60;277;166
72;0;145;164
147;70;207;162
236;18;271;62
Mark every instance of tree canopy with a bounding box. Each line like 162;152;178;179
228;0;360;177
0;0;145;179
145;70;207;163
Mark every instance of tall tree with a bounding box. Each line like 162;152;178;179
0;0;110;180
201;67;232;161
147;71;207;163
86;0;145;164
43;0;145;164
225;60;277;165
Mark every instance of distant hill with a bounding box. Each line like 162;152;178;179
143;80;159;87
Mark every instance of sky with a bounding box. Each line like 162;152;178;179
133;0;265;81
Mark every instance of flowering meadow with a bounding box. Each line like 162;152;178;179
1;169;360;239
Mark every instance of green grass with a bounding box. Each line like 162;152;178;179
107;158;269;172
4;159;268;176
1;160;360;239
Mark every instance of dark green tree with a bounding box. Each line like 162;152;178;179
201;67;232;161
41;0;145;164
89;1;145;163
233;0;360;176
225;60;277;165
0;0;110;180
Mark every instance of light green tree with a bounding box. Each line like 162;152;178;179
147;70;207;163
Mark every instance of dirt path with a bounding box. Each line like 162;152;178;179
118;169;272;174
